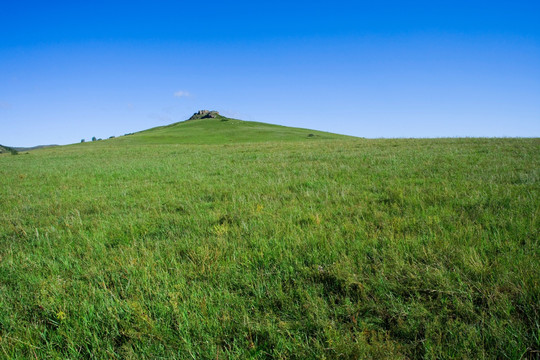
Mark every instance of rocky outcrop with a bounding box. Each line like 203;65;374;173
188;110;220;120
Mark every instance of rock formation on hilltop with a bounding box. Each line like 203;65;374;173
189;110;220;120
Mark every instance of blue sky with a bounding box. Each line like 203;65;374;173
1;1;539;146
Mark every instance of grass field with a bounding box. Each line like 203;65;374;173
0;118;538;358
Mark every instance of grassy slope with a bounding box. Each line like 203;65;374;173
110;116;352;145
0;121;538;358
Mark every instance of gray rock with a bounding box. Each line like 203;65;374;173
188;110;220;120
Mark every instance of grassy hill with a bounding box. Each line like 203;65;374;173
109;115;352;145
0;144;18;154
0;117;538;359
1;144;57;153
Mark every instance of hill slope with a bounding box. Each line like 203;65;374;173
0;115;538;358
111;115;352;145
0;144;17;154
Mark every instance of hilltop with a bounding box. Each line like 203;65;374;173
4;111;350;150
188;110;220;120
107;111;352;145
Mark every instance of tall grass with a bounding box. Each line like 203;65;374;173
0;138;538;358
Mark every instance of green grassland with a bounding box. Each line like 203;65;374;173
0;117;538;359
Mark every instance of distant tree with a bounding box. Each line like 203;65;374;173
81;139;85;143
92;137;97;142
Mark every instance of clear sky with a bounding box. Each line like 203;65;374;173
1;1;539;146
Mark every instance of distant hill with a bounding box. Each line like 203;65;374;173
109;110;353;145
0;144;17;154
0;144;58;153
12;144;58;152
